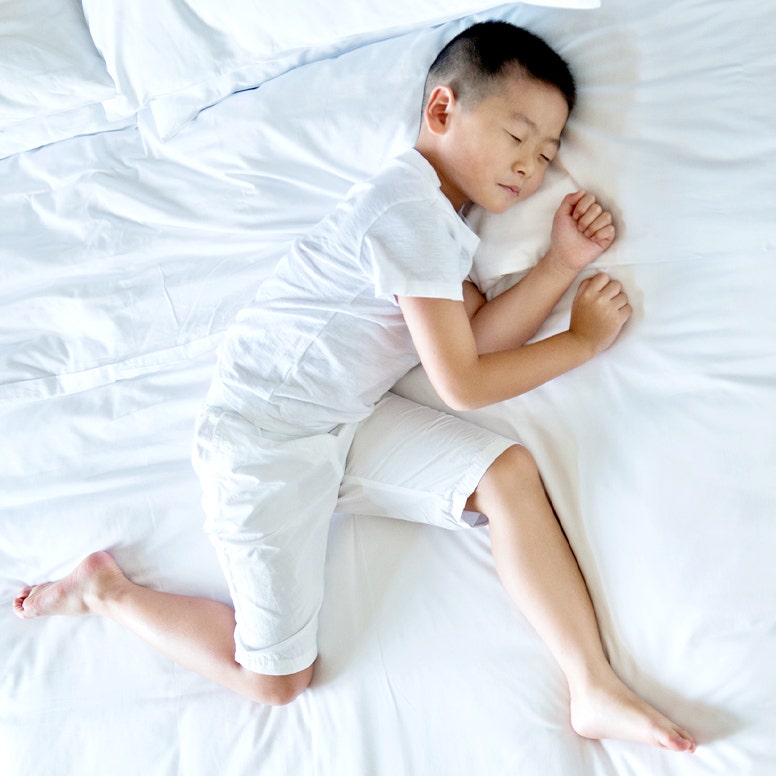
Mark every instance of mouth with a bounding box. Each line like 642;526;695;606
499;184;521;198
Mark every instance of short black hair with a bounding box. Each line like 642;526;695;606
423;21;576;113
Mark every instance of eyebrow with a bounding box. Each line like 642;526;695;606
512;112;561;148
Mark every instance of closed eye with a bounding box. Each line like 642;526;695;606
508;133;523;144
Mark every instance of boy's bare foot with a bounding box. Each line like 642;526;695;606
569;671;696;752
13;551;126;620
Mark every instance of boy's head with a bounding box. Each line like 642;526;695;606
417;22;575;214
422;21;576;115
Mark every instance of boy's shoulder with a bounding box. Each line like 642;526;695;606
341;149;478;262
343;148;450;230
354;149;442;208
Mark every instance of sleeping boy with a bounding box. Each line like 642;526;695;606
14;21;695;752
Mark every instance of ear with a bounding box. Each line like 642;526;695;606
423;85;456;136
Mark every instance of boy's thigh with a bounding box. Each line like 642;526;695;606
339;392;515;530
193;405;355;676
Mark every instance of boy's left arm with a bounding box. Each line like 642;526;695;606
468;190;615;354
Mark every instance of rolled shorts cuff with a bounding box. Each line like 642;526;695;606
452;435;517;527
233;618;319;677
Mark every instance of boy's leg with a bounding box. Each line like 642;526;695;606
341;393;695;751
467;444;696;752
194;406;355;681
13;406;355;705
13;551;310;705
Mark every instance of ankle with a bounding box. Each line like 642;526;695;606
566;660;617;699
78;554;132;616
86;573;130;616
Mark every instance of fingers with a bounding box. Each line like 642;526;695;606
582;271;611;293
561;189;588;211
576;202;612;237
601;277;623;300
568;190;615;242
578;273;631;310
570;273;632;355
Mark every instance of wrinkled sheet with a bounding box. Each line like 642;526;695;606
2;1;775;774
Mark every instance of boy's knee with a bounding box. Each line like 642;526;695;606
468;444;540;513
492;444;540;485
241;664;314;706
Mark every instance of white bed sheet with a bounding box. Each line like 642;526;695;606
2;1;776;775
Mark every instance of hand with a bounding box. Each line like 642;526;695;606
568;272;632;355
548;190;616;273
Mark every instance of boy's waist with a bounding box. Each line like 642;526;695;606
204;376;371;437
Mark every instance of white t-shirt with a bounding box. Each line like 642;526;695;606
208;149;480;431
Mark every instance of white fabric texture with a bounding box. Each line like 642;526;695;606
0;0;124;158
2;1;776;775
209;149;478;430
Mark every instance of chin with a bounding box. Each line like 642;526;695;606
470;190;523;214
483;200;518;215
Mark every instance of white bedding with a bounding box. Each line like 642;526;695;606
2;1;775;774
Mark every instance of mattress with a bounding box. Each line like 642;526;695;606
2;1;775;774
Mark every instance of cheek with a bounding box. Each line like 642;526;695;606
524;169;548;196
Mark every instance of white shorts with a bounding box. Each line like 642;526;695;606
192;392;515;676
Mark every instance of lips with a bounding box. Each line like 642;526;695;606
499;184;521;197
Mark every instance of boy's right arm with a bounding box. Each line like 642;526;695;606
469;191;617;354
398;272;631;411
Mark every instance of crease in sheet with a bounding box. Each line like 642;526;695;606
0;335;221;403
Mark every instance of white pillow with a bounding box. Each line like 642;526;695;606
0;0;125;158
80;0;600;140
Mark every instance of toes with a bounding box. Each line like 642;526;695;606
13;587;33;618
656;725;696;753
676;730;697;753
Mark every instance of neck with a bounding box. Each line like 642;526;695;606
414;138;466;212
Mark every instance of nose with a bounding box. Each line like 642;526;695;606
512;152;535;178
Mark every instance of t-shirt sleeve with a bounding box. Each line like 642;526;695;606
361;199;477;302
